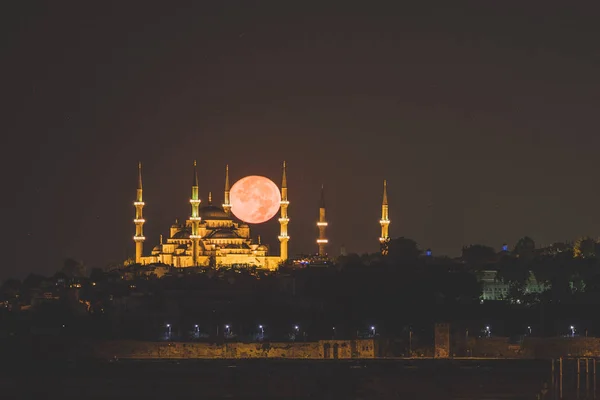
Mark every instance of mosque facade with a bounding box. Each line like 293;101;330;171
132;162;288;271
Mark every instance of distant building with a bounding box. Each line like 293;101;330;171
479;270;549;301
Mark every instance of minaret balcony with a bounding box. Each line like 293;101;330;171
189;199;202;205
133;236;146;242
189;234;202;239
133;201;145;206
278;235;290;241
379;219;390;225
317;222;328;226
280;200;290;205
222;203;231;208
317;239;328;244
133;219;146;224
189;217;202;221
379;237;389;243
278;218;289;223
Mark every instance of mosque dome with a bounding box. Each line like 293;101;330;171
200;205;229;220
206;229;241;239
172;229;191;239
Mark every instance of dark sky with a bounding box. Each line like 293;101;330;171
4;2;600;278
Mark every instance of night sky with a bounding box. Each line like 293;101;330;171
4;3;600;279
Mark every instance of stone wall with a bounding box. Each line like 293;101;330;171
88;339;377;360
465;337;600;359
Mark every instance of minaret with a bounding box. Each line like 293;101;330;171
223;165;231;216
133;162;146;264
379;179;390;254
278;161;290;261
316;184;328;256
189;160;202;265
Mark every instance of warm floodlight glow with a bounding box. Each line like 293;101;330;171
230;176;281;224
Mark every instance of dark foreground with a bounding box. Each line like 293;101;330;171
0;358;591;399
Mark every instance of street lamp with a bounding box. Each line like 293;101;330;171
527;326;532;335
570;325;576;337
371;326;376;336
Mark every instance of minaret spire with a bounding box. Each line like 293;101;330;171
379;179;391;255
137;161;143;191
133;162;146;264
223;164;231;215
193;160;199;186
317;184;328;256
189;160;202;265
278;161;290;261
282;160;287;188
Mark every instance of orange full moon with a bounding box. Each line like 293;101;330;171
230;175;281;224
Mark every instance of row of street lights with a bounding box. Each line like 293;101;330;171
165;323;301;338
164;323;380;340
167;323;582;339
480;325;578;337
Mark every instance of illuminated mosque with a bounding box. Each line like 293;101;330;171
131;160;390;270
133;162;289;271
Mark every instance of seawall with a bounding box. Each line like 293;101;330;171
85;339;378;360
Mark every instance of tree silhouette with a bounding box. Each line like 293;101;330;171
462;244;496;266
513;236;536;259
573;237;597;258
62;258;86;278
387;237;421;264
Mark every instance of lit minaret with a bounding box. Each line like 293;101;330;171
133;162;146;264
316;184;328;256
189;160;202;265
222;165;231;216
278;161;290;261
379;179;390;253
